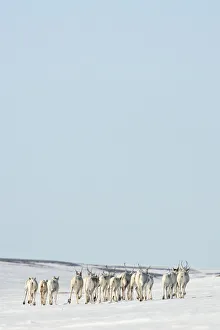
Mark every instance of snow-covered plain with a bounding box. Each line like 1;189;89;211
0;259;220;330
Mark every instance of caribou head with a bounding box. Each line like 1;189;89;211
87;266;92;276
76;271;82;277
87;266;97;277
52;276;59;282
172;265;179;273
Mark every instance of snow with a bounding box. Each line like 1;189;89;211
0;260;220;329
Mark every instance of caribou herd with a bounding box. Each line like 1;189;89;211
22;261;190;306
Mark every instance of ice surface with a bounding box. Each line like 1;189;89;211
0;260;220;329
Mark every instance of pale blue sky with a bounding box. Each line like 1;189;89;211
0;1;220;268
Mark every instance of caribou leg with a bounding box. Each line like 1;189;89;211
162;286;166;300
170;285;173;299
126;284;131;300
68;285;74;304
110;287;113;302
28;292;33;305
173;283;177;298
182;284;186;298
23;289;28;305
54;292;58;305
33;291;37;306
49;292;53;305
43;292;47;305
148;284;153;300
78;288;82;300
85;293;90;304
98;286;101;303
77;288;82;304
128;285;133;300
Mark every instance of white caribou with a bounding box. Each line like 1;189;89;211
128;271;137;300
116;264;132;301
144;269;154;300
109;274;121;302
68;269;83;304
23;277;38;306
47;276;60;305
39;279;48;305
162;267;178;300
135;269;149;301
84;268;99;304
177;261;190;298
98;267;112;303
129;266;153;301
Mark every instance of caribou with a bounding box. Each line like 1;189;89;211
39;279;48;305
84;267;99;304
162;266;179;300
116;264;132;301
176;261;190;298
98;266;112;303
109;273;121;302
143;268;154;300
135;269;147;301
68;269;83;304
21;263;196;305
47;276;60;305
128;270;137;300
128;265;152;302
23;277;38;305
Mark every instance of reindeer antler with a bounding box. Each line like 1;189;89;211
146;265;151;272
185;260;190;271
